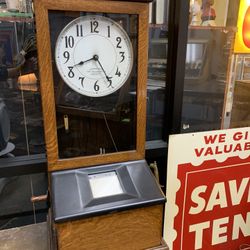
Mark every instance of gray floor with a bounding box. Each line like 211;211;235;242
0;222;47;250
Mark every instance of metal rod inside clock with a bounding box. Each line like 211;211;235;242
102;112;118;152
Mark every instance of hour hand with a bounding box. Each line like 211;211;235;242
73;56;95;67
73;61;84;67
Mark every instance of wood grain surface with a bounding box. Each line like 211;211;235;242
56;205;163;250
34;0;149;172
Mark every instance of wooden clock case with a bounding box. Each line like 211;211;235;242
34;0;166;249
34;0;149;172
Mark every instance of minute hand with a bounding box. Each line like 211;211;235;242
95;57;113;87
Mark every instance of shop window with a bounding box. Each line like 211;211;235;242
0;1;47;229
146;0;168;149
182;0;242;132
0;4;45;158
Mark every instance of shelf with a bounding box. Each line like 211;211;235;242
189;25;237;32
56;105;121;121
149;23;167;29
145;140;167;158
235;80;250;84
0;10;33;22
150;38;167;44
148;58;167;64
147;78;166;88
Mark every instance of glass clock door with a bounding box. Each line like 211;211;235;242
48;11;138;159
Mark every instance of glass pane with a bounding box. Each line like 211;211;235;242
147;0;168;146
48;11;138;158
0;2;47;230
223;1;250;129
0;8;45;157
0;173;47;229
181;0;240;133
223;55;250;128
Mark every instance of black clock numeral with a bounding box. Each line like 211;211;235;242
115;67;121;77
94;80;100;91
116;37;122;48
68;67;75;78
79;77;85;87
76;24;83;37
90;21;99;33
107;76;113;87
119;52;125;63
107;26;111;38
65;36;74;48
63;51;70;63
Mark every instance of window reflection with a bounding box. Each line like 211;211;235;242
183;0;241;133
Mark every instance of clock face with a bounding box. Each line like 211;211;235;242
55;15;134;97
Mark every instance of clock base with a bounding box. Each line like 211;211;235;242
48;160;166;250
49;205;165;250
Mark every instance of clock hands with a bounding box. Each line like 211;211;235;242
72;54;113;88
93;55;113;88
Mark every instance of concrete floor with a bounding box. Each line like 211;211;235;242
0;222;48;250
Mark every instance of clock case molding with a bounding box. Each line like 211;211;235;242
34;0;149;172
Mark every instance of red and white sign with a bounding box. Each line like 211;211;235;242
164;127;250;250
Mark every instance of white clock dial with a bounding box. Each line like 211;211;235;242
55;15;134;97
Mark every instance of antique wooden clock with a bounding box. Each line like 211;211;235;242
34;0;166;249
